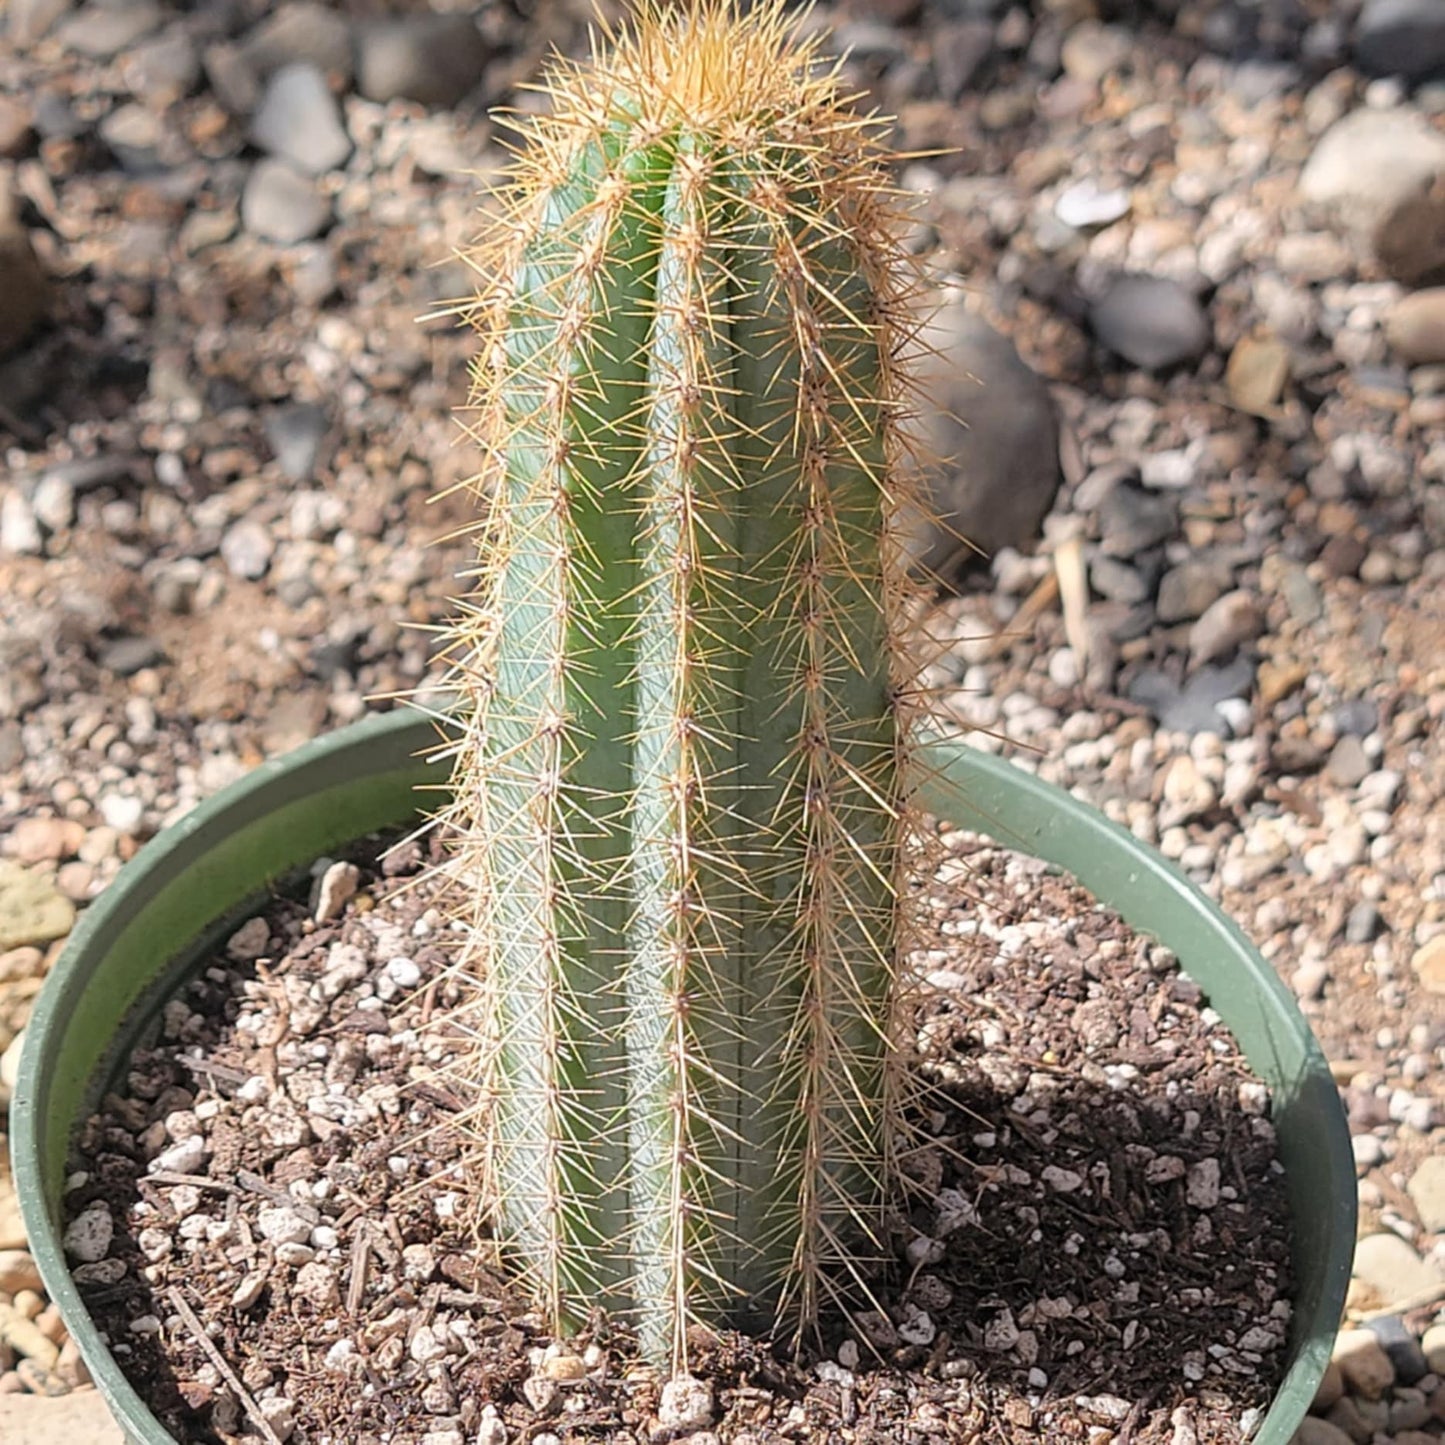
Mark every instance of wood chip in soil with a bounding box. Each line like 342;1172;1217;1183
65;823;1293;1444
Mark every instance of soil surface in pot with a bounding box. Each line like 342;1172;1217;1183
63;822;1293;1445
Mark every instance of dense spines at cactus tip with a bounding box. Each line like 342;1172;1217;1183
430;0;934;1368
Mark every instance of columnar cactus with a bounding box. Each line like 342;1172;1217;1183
433;0;928;1368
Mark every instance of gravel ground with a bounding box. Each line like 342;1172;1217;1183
1;0;1443;1441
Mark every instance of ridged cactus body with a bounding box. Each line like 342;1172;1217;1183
438;0;924;1366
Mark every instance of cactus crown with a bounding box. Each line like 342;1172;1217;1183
429;0;934;1370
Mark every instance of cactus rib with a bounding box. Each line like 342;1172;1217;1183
433;0;931;1368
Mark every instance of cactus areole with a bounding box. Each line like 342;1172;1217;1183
436;0;929;1367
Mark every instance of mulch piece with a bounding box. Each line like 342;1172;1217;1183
66;820;1292;1444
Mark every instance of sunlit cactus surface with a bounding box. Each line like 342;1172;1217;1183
430;0;932;1368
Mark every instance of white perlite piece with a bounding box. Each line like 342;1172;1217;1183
475;1405;508;1445
256;1206;312;1246
63;1203;114;1263
897;1303;936;1346
149;1134;207;1175
1041;1165;1084;1193
1185;1158;1221;1209
983;1307;1019;1351
314;859;361;924
386;954;422;988
410;1323;448;1364
658;1375;714;1432
259;1396;297;1444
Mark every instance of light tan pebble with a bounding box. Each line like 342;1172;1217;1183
1351;1232;1445;1313
1332;1327;1396;1399
55;1338;89;1389
0;1386;125;1437
1423;1322;1445;1374
1311;1358;1345;1411
0;949;44;983
34;1304;64;1344
15;1356;69;1395
77;829;119;865
0;1251;40;1297
419;1432;464;1445
541;1349;585;1382
314;860;360;924
5;818;86;865
1291;1419;1354;1445
9;1291;41;1321
1406;1154;1445;1232
1412;935;1445;995
658;1375;713;1431
0;1304;59;1371
54;862;95;901
1326;1393;1387;1440
0;1372;24;1394
1391;1387;1431;1432
149;1132;208;1174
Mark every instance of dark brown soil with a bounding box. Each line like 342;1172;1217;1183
64;823;1292;1445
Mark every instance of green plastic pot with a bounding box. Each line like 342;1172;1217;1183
10;710;1354;1445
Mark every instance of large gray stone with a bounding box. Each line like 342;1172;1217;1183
1292;1418;1354;1445
1299;108;1445;234
1097;483;1178;556
250;63;352;176
99;102;165;172
52;0;161;60
1386;289;1445;363
265;402;330;482
119;26;201;108
1351;1232;1444;1313
1374;185;1445;286
902;305;1061;579
5;0;73;46
355;13;489;108
0;187;48;359
242;159;331;244
242;1;354;83
1354;0;1445;82
1090;275;1210;371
